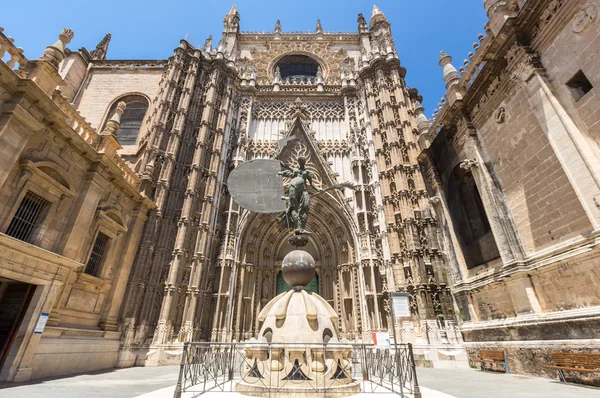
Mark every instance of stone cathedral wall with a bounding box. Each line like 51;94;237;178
422;0;600;383
473;83;591;255
0;27;154;382
8;0;600;383
540;0;600;146
75;67;163;130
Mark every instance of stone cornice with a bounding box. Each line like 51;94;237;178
0;233;84;277
90;59;167;69
461;305;600;332
238;32;360;43
453;230;600;293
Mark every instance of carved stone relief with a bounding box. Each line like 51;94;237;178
240;41;347;80
495;106;506;124
572;4;597;34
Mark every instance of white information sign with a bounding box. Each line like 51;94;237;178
391;292;410;317
372;332;391;348
34;312;49;334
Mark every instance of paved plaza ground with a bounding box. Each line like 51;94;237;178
1;365;599;397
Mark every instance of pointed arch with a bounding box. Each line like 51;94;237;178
100;93;150;146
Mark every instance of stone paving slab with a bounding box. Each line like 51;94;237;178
415;368;600;398
0;366;181;398
135;384;455;398
1;365;599;398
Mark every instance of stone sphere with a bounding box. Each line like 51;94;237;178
282;250;316;287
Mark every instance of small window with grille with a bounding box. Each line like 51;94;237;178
85;232;110;277
6;191;50;243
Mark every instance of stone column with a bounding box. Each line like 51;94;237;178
459;132;526;266
0;96;44;187
153;49;201;345
139;44;187;195
99;205;149;331
56;172;106;261
211;263;228;341
178;256;206;342
234;265;246;341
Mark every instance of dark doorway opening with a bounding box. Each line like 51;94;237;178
0;279;35;368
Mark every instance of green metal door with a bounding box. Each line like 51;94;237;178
276;272;319;295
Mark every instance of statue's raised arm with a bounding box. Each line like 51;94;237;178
307;171;323;193
279;160;292;171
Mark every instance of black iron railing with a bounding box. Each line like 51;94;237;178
174;342;421;397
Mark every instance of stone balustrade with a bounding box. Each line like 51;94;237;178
0;26;29;77
51;88;141;189
91;59;166;69
459;33;492;92
52;88;100;147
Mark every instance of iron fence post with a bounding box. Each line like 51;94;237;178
228;344;234;382
362;344;369;382
268;343;272;398
407;343;421;398
173;342;187;398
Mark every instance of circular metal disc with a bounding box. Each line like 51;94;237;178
227;159;286;214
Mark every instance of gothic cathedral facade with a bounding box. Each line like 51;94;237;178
112;6;459;362
2;0;600;384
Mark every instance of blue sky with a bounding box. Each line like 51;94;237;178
2;0;487;114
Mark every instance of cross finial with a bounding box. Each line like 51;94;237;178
41;27;74;67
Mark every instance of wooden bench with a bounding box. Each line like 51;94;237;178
469;349;509;374
543;352;600;382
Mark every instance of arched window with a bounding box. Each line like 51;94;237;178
275;55;319;80
104;95;148;146
449;166;500;268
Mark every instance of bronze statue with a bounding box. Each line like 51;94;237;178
278;156;321;235
278;156;355;235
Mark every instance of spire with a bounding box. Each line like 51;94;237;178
41;28;74;67
370;5;388;27
102;101;126;135
415;101;430;134
227;4;237;17
439;51;460;89
483;0;510;35
90;33;111;60
483;0;508;17
223;4;240;32
357;13;368;33
98;101;125;156
372;5;383;17
275;20;282;34
315;19;323;34
203;35;213;52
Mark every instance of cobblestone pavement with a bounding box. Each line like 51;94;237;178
1;366;599;397
415;368;600;398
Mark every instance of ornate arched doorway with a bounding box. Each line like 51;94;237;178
210;194;362;342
